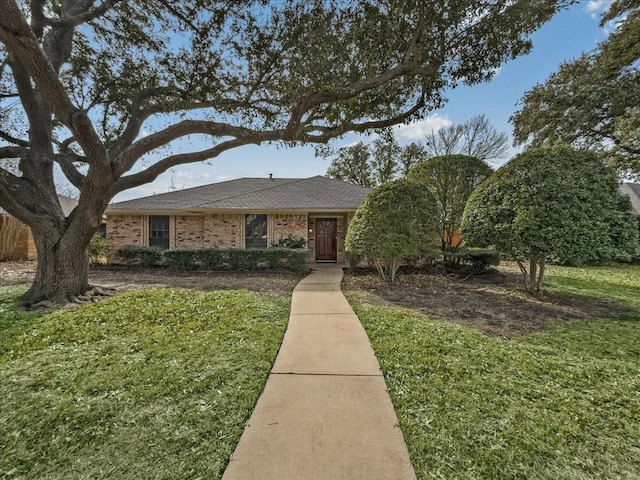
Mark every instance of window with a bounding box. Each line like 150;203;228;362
245;214;267;248
149;215;169;249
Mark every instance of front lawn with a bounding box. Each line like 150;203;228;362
347;264;640;479
0;287;290;479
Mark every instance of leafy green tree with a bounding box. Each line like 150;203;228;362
325;142;374;187
511;1;640;176
370;130;403;185
321;129;427;187
423;114;510;161
345;180;440;282
0;0;571;305
398;142;430;177
462;146;639;291
408;154;493;252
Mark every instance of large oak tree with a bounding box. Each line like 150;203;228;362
511;0;640;176
0;0;571;305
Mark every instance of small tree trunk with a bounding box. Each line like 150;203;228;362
516;260;529;290
389;259;398;283
536;258;546;292
22;226;92;307
528;256;538;292
373;258;387;281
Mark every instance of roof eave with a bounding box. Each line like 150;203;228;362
105;207;359;216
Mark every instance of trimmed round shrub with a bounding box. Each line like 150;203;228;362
462;146;639;290
345;180;440;281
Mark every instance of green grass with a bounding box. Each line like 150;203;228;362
348;264;640;479
0;287;290;479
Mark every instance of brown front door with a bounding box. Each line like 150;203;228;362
315;218;337;261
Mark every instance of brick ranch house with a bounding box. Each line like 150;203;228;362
105;176;371;263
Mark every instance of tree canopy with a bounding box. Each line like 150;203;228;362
407;154;493;251
320;129;427;187
423;114;509;161
511;0;640;177
462;146;639;291
0;0;572;304
322;114;506;187
345;180;440;282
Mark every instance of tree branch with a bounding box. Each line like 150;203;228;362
37;1;122;29
156;0;198;31
0;1;109;166
108;87;185;159
113;120;265;176
54;153;86;190
0;167;39;223
58;136;77;151
610;132;640;156
30;0;46;38
112;138;250;195
301;93;426;142
284;60;439;137
0;145;24;158
113;84;425;192
0;129;29;147
7;55;45;145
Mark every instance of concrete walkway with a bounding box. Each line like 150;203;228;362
222;265;416;480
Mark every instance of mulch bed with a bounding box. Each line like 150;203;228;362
341;263;633;338
1;261;304;295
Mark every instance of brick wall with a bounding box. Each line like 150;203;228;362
174;215;205;248
336;215;347;263
104;214;145;260
105;213;245;256
173;214;244;249
207;214;242;248
105;212;352;263
268;213;308;246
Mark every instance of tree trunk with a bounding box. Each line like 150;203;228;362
528;256;538;292
374;258;387;281
390;259;398;283
536;258;546;292
516;260;529;290
22;225;92;307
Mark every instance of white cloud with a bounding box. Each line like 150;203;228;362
586;0;607;13
585;0;608;19
601;19;615;34
174;170;211;180
393;114;453;140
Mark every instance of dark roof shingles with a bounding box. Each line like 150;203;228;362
107;176;370;212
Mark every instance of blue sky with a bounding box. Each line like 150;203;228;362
112;1;613;202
